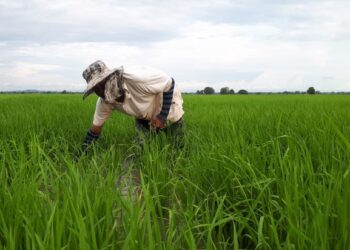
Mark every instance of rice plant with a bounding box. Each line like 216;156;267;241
0;94;349;249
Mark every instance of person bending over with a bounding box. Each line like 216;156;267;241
81;60;184;151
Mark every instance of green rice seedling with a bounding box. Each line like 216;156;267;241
0;94;349;249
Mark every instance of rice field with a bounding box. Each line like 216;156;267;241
0;94;349;249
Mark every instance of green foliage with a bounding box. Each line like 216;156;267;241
0;94;350;249
219;87;234;95
307;86;316;95
237;89;248;94
220;87;230;94
203;87;215;94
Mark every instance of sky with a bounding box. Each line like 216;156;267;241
0;0;350;92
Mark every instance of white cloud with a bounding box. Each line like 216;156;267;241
6;62;62;84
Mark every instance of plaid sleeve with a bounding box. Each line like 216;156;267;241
157;78;175;122
82;129;100;149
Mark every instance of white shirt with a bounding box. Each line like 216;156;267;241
92;65;184;126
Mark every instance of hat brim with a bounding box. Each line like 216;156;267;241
83;68;118;100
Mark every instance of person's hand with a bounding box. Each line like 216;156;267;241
150;117;165;129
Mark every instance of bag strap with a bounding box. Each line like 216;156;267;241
115;66;125;103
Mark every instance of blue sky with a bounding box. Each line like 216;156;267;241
0;0;350;92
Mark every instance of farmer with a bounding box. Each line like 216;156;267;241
81;60;184;151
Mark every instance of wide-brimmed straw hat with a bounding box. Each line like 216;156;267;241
82;60;118;100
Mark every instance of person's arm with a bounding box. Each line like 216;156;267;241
91;124;103;134
150;79;175;129
157;78;174;123
82;125;102;151
81;98;112;152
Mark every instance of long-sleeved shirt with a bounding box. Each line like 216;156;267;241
92;65;184;127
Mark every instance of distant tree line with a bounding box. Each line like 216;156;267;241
194;86;327;95
196;87;249;95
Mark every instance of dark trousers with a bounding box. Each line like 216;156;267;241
134;117;184;149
